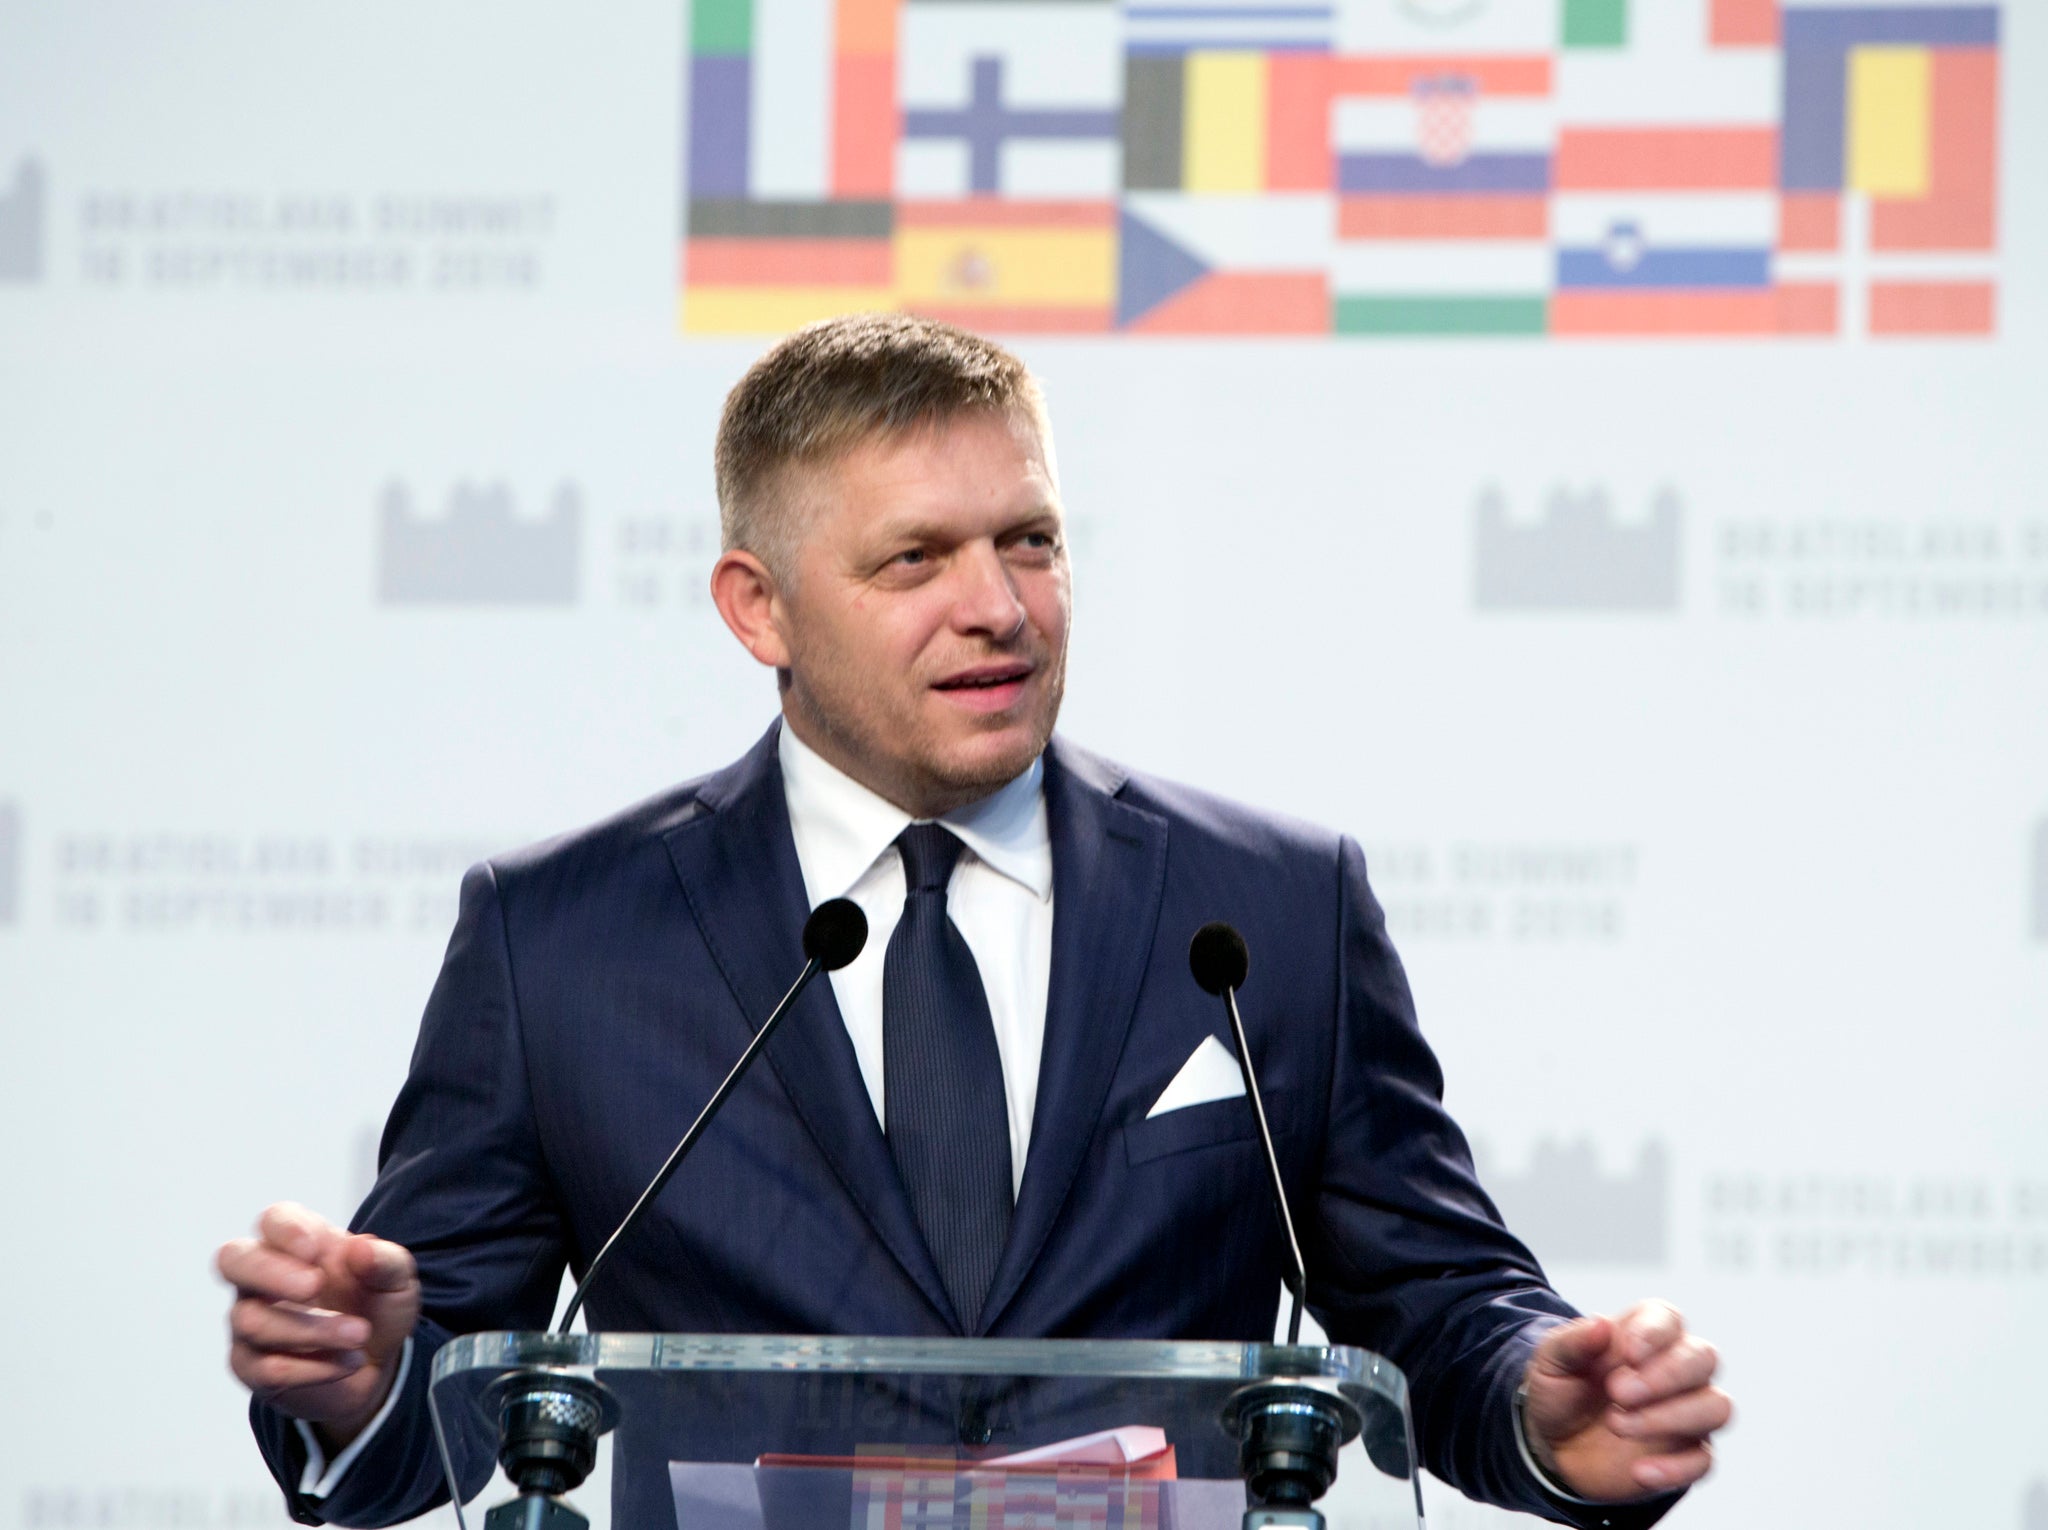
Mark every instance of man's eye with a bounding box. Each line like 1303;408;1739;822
892;548;928;567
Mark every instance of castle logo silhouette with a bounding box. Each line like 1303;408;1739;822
376;481;581;607
0;800;20;927
1473;486;1681;613
0;158;46;285
2033;819;2048;944
1475;1137;1669;1265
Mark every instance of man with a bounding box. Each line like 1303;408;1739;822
219;315;1729;1526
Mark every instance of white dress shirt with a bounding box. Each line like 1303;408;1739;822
778;723;1054;1197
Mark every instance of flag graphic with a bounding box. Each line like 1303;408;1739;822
899;198;1119;330
1777;5;1999;336
1328;49;1552;335
679;0;2004;338
1120;193;1329;331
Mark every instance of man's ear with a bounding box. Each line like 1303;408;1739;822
710;549;794;670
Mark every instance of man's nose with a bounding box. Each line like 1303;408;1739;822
948;542;1027;637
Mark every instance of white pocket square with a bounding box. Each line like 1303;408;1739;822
1145;1034;1246;1119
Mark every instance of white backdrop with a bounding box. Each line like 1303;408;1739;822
0;2;2043;1528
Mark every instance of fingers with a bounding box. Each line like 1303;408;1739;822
217;1202;346;1299
220;1206;416;1316
1629;1440;1715;1493
1618;1299;1684;1365
338;1236;421;1360
1610;1332;1719;1408
228;1214;373;1403
216;1237;324;1303
230;1295;371;1356
230;1338;366;1400
1608;1386;1734;1443
344;1235;418;1294
260;1201;343;1263
1607;1350;1731;1497
1531;1314;1615;1379
220;1204;419;1434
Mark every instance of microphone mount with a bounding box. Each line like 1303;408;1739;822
481;1362;618;1530
1221;1378;1366;1530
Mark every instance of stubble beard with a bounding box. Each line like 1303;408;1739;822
782;647;1066;818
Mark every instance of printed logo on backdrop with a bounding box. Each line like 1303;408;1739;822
1703;1171;2048;1277
377;481;582;607
71;190;555;293
616;512;724;612
1717;515;2048;619
1475;1137;1669;1265
49;832;510;934
1469;494;2048;620
0;158;46;284
1473;484;1680;612
0;800;21;927
678;0;2003;337
1366;839;1640;942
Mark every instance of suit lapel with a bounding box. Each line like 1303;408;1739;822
662;724;958;1329
978;737;1168;1333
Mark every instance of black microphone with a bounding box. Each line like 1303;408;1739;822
1187;921;1309;1346
555;897;867;1333
1189;922;1249;995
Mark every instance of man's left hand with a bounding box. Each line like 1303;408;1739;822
1521;1300;1732;1502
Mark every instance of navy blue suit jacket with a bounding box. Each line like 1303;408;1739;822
253;726;1675;1528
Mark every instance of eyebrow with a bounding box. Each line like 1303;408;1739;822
870;504;1062;543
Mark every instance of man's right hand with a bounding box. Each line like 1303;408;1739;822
217;1202;421;1450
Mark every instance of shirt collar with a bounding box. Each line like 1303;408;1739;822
778;723;1052;902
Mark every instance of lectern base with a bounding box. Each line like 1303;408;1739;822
482;1496;588;1530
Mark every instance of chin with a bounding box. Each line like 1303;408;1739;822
931;730;1046;790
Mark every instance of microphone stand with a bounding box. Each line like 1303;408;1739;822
1191;924;1366;1530
478;902;866;1530
556;951;832;1336
1219;979;1307;1348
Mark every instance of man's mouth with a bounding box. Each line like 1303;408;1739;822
933;663;1034;704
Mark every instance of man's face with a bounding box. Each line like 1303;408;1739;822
766;410;1071;817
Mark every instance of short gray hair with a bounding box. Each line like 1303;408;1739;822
714;313;1049;577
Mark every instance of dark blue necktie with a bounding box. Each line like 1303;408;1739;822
883;823;1014;1330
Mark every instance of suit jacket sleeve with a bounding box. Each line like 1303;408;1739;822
1304;836;1679;1529
250;861;571;1526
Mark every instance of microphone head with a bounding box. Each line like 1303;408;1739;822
1188;921;1250;995
803;898;869;972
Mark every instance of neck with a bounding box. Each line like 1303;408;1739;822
778;707;1032;820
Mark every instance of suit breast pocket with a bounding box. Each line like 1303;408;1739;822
1122;1089;1293;1168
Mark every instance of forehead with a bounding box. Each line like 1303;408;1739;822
800;409;1060;533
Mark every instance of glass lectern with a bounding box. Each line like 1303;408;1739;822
428;1333;1426;1530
